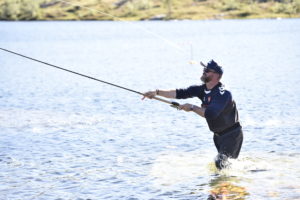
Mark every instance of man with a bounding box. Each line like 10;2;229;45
143;60;243;169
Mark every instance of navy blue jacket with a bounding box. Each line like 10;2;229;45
176;83;240;133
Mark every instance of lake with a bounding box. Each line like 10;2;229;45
0;19;300;199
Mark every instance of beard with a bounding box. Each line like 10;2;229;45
201;74;212;83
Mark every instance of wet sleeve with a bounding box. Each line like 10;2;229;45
176;85;203;99
205;91;231;120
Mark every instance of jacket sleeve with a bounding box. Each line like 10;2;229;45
204;91;231;120
176;85;203;99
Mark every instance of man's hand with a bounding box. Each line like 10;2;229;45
142;91;156;100
179;103;194;112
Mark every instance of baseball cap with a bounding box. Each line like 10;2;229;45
201;60;223;75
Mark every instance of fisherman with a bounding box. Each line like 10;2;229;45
143;60;243;169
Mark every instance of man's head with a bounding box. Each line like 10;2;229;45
200;60;223;83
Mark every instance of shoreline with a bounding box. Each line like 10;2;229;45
0;17;299;22
1;0;299;21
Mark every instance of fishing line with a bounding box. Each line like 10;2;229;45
57;0;186;54
0;47;180;108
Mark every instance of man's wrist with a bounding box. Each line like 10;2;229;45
190;104;194;111
156;89;160;95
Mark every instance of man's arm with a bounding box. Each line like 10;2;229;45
143;85;203;100
143;89;176;99
192;105;206;118
179;103;206;118
180;91;231;119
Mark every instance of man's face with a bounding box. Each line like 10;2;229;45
201;68;215;83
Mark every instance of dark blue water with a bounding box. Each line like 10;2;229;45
0;19;300;199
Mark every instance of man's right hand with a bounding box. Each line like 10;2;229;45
142;91;156;100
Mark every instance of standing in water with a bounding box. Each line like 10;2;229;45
143;60;243;169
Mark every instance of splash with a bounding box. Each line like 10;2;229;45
149;151;300;199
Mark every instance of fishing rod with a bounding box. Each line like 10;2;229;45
57;0;185;54
0;47;180;108
57;0;197;64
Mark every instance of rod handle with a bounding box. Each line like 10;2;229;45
170;101;180;109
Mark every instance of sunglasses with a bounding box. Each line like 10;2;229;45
204;68;216;73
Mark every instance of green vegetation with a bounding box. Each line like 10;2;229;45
0;0;41;20
0;0;299;20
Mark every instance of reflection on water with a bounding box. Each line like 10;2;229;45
150;152;251;199
208;175;249;200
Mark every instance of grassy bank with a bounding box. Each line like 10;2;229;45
0;0;299;21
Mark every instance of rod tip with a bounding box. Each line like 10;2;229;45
189;60;197;65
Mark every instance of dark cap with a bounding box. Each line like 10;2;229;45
201;60;223;75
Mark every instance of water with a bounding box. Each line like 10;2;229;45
0;19;300;199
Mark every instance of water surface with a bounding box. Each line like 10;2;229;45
0;19;300;199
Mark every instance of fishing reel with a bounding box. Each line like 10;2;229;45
170;102;180;109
